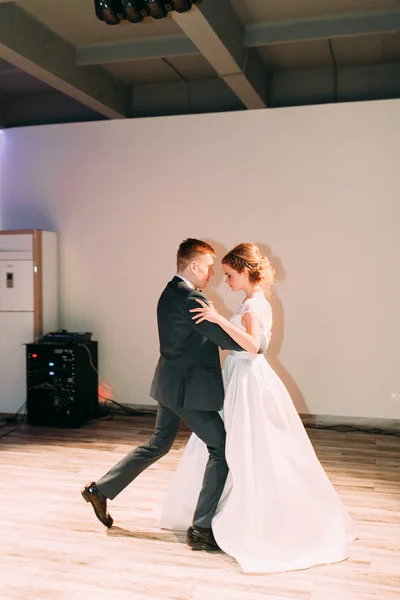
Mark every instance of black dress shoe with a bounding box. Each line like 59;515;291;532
186;525;221;551
81;482;113;528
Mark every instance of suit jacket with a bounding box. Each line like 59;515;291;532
150;276;243;411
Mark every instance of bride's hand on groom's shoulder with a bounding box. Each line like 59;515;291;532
190;298;221;325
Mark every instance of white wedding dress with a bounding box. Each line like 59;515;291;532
158;294;357;574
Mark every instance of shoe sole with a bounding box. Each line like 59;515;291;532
81;488;113;528
187;541;221;552
189;545;221;552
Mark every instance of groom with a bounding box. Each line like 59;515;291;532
81;239;244;550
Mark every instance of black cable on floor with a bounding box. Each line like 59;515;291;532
0;402;26;440
305;423;400;438
104;399;157;417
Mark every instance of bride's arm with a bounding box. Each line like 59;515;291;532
191;299;261;354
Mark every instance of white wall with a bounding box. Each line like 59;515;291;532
0;129;5;229
1;99;399;419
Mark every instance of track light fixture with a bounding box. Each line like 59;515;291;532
120;0;146;23
94;0;120;25
169;0;194;13
94;0;203;25
144;1;168;20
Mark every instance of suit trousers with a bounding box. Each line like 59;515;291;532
96;402;228;529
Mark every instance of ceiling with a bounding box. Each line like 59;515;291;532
0;0;399;127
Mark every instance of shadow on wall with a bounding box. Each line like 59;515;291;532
1;198;56;231
206;238;309;415
257;242;309;415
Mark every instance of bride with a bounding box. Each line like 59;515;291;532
158;243;356;574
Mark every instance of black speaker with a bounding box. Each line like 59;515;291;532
26;341;99;428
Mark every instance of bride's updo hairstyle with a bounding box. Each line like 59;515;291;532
222;243;275;297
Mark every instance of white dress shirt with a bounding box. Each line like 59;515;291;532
176;274;195;290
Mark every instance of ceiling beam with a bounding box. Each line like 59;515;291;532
76;34;198;66
172;1;267;109
77;10;400;69
0;3;129;119
245;11;400;47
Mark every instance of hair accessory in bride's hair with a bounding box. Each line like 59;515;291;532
222;244;276;297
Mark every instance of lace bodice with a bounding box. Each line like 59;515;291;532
230;294;272;354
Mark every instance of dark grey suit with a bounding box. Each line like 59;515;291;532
96;276;243;528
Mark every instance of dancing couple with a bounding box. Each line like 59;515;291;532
82;239;356;574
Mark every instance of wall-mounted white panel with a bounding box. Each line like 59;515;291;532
0;251;33;260
0;231;58;414
0;260;34;312
0;234;33;252
0;312;33;413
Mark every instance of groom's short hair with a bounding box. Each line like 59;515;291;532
177;238;215;272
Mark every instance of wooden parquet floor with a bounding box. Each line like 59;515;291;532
1;414;399;600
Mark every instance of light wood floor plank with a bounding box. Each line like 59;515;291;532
1;415;399;600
